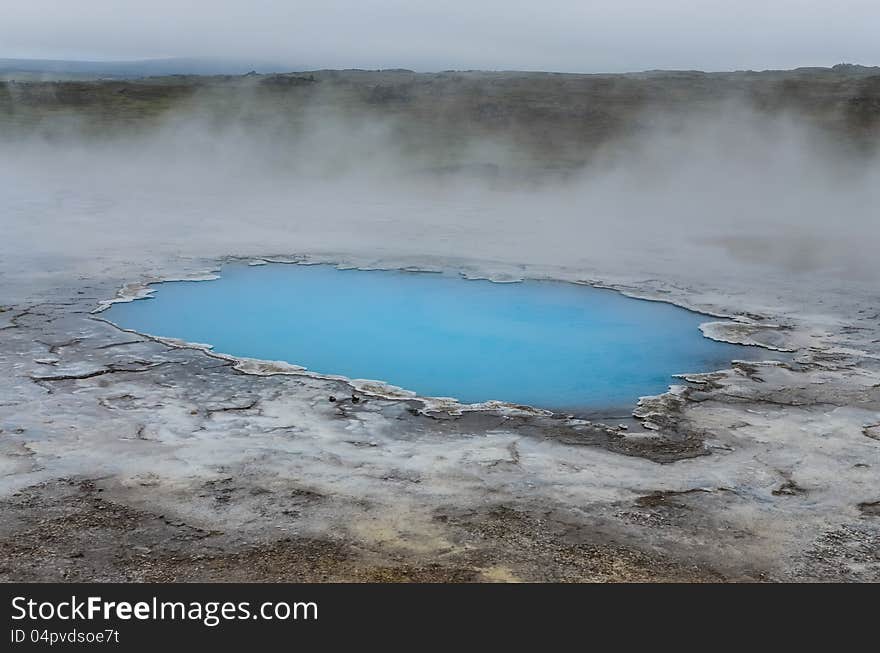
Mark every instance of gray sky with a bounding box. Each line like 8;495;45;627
2;0;879;72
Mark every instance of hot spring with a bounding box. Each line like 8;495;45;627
103;263;765;414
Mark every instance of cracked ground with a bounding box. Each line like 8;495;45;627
1;253;878;582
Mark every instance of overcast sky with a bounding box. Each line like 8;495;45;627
2;0;879;73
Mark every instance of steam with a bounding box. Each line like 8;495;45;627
2;81;879;306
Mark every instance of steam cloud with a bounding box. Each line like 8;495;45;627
2;82;878;305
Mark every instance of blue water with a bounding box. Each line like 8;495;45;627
104;264;760;414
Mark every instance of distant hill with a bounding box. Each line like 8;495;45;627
3;66;879;169
0;57;295;80
2;58;879;82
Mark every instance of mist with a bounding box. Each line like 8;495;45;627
2;80;879;307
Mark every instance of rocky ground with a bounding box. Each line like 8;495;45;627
1;252;878;582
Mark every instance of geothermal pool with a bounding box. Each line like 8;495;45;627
104;263;761;413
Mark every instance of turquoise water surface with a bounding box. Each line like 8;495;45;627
104;264;760;414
